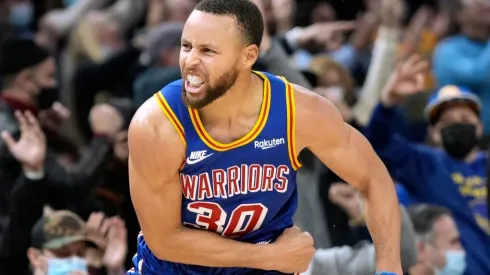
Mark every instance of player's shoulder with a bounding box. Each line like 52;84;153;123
290;83;333;115
130;78;183;133
128;94;183;147
290;83;343;138
128;96;185;177
288;83;347;152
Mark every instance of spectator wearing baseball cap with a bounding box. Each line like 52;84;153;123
424;85;482;159
364;56;490;275
0;37;57;275
27;211;94;275
27;210;128;275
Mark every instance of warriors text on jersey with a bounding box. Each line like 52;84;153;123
129;71;302;275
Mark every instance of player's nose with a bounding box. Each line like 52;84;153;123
184;48;201;68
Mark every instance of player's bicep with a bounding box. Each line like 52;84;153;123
128;100;186;245
295;85;386;191
316;124;386;191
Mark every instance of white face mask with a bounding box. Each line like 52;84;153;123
434;250;467;275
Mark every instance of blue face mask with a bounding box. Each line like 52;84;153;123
435;250;467;275
47;256;87;275
9;2;33;29
63;0;78;7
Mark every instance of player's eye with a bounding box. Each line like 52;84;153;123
181;44;191;51
202;48;215;54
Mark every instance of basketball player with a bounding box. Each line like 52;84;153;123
127;0;402;274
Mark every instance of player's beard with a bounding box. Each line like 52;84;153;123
182;68;239;109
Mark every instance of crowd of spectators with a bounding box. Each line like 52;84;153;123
0;0;489;274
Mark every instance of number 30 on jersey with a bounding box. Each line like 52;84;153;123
184;202;268;237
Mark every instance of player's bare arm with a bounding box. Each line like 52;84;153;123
128;98;312;272
294;84;403;274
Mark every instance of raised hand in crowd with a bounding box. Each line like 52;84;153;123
380;0;404;28
89;103;124;140
350;10;378;52
296;21;357;51
86;212;110;249
1;110;46;173
430;10;451;40
86;212;128;274
329;182;364;225
351;0;404;51
103;217;128;272
400;6;432;57
381;55;430;107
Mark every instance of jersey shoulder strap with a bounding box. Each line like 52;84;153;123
153;79;188;146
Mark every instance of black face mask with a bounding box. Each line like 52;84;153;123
441;123;478;159
38;87;59;110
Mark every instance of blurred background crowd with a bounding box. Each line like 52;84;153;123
0;0;489;274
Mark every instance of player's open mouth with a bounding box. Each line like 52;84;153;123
185;75;204;94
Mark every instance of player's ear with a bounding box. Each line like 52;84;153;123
242;44;259;68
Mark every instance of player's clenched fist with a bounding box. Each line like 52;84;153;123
270;226;315;273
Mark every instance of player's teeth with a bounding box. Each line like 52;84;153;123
187;75;203;86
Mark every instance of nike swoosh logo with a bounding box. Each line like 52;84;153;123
256;239;272;244
186;153;214;165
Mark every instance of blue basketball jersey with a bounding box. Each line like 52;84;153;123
129;71;302;275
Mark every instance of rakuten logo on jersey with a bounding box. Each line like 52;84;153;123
254;138;285;150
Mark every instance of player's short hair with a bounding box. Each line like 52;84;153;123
408;204;451;243
195;0;264;48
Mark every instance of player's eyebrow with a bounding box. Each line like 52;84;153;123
181;38;218;49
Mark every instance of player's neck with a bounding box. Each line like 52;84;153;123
200;72;262;123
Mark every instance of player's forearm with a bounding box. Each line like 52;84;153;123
363;175;402;274
148;227;275;270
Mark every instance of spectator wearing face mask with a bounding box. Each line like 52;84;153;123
0;38;126;274
0;109;47;275
27;210;128;275
364;55;490;274
0;38;123;201
433;0;490;143
407;204;466;275
27;211;94;275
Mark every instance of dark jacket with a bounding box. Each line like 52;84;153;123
0;99;113;274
